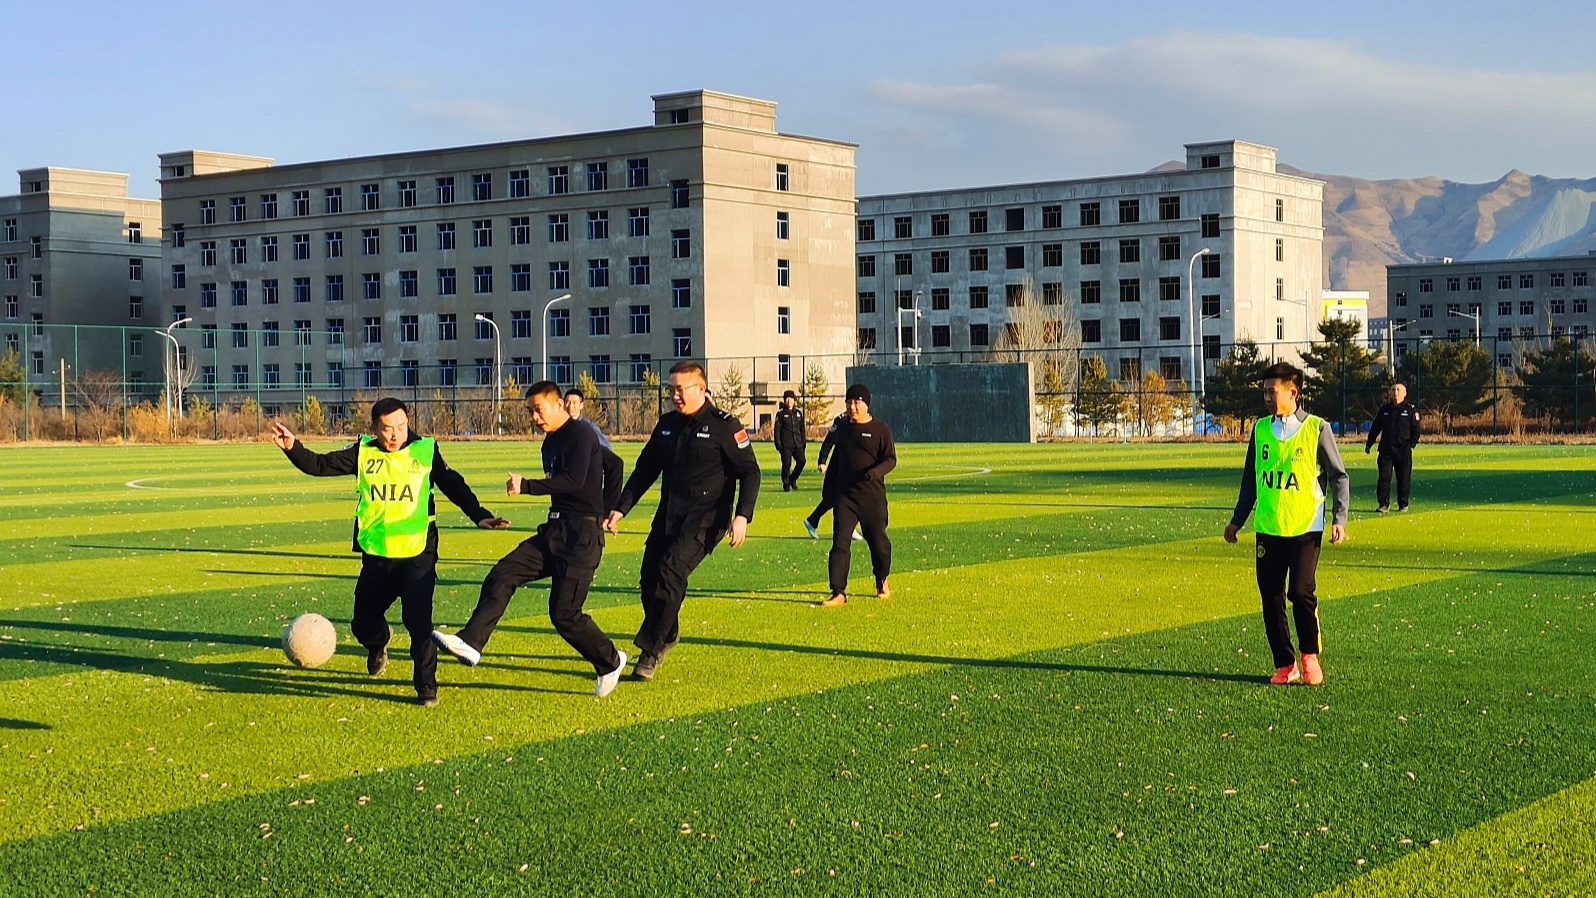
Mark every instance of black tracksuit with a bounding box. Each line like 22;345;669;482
773;405;807;490
282;435;495;699
454;419;626;674
805;414;850;526
1366;400;1421;509
612;401;760;657
825;416;897;595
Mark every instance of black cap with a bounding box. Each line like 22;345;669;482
782;389;796;400
845;384;871;405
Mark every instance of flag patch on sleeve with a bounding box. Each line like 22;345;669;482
734;428;750;448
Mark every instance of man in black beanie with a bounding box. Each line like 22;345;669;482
773;389;807;491
821;383;897;606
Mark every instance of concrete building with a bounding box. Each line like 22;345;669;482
854;140;1324;384
158;90;857;418
1;168;162;396
1384;254;1596;369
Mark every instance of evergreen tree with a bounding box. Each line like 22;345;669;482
1204;338;1270;431
1395;339;1494;431
1073;354;1117;436
1300;318;1386;429
1513;338;1595;429
801;362;832;426
0;348;25;403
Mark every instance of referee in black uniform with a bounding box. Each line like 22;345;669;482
604;361;760;681
1365;381;1421;512
773;390;807;491
822;384;897;606
433;381;629;697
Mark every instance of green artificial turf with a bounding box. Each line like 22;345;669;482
0;441;1592;896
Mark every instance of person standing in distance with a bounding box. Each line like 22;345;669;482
821;384;897;607
773;389;807;491
564;387;615;450
1224;362;1349;686
433;382;629;697
271;398;509;707
1365;382;1421;513
604;361;760;681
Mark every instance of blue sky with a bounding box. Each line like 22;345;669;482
11;0;1596;199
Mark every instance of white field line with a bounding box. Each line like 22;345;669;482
895;465;991;482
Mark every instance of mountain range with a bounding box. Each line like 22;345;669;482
1279;164;1596;317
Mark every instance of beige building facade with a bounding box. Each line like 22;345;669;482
1;168;162;395
855;140;1324;384
158;90;857;418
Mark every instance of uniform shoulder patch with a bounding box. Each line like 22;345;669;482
734;428;751;449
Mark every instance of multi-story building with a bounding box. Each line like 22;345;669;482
158;90;857;417
1384;254;1596;370
855;140;1324;383
1;168;162;395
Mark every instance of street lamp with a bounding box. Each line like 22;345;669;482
158;316;192;424
473;313;502;432
1386;319;1415;366
896;297;922;367
541;292;571;382
1186;248;1211;432
1447;308;1481;347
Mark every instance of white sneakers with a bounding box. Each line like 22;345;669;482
431;630;481;667
596;650;627;698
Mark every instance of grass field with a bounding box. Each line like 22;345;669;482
1;438;1593;897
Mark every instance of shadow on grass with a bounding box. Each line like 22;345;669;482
0;717;49;730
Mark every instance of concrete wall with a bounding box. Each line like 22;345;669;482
843;362;1034;442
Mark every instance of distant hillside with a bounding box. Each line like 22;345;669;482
1279;164;1596;316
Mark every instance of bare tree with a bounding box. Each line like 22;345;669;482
992;275;1081;434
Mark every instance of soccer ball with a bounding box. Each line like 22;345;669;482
282;612;338;668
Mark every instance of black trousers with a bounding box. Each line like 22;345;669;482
457;517;617;674
1376;449;1413;508
635;525;725;655
1255;531;1323;669
353;552;438;696
778;446;806;489
829;492;891;595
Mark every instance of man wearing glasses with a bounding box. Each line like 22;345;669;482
603;361;760;681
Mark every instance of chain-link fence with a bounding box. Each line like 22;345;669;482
1;323;1589;442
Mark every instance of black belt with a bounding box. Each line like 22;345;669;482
547;511;602;523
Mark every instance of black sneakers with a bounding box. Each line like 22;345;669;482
367;624;392;676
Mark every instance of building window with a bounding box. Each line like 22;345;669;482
200;283;217;308
775;163;789;191
326;275;345;302
1080;280;1101;304
327;319;344;345
628;207;650;238
324;187;343;215
969;210;988;234
629;255;651;287
1005;246;1025;269
1275;278;1285;301
1201;255;1222;279
894;253;912;276
1119;318;1141;341
294;320;312;346
968;248;988;272
1276;317;1286;340
510;309;532;339
129;297;143;320
586;162;608;191
397;180;417;208
776;259;790;287
625;158;649;189
511;263;531;293
930;213;950;237
359;228;378;256
472;173;492;202
1080;242;1101;265
30;237;40;259
1005;284;1025;307
671;229;691;259
857;218;876;242
588;259;610;289
587;211;609;240
1418;278;1433;294
548;214;569;243
362;362;382;389
1520;301;1535;316
1119;279;1141;303
549;308;570;338
399;270;418;298
896;289;915;310
1118;239;1140;264
627;354;650;382
671;327;691;357
1201;214;1220;239
359;183;379;211
2;257;13;280
438;314;456;341
509;169;530;198
1521;274;1535;289
1078;202;1102;227
1118;199;1140;223
473;219;493;248
670;179;688;208
232;364;250;387
294;362;311;387
629;304;651;335
1575;271;1589;287
1418;304;1434;320
549;261;570;291
262;321;281;348
1160;317;1182;340
231;280;248;306
1159;277;1181;301
1275;198;1284;222
261;235;278;262
1467;275;1482;291
200;241;217;266
969;323;989;347
293;277;310;303
1081;319;1102;343
437;268;456;295
473;266;493;294
1041;205;1062;229
200;199;217;224
548;166;570;195
1550;298;1567;315
892;216;913;239
231;323;249;348
129;258;144;281
1497;274;1512;289
473;313;494;341
436;177;456;204
1202;294;1220;318
437;223;456;251
1497;301;1512;316
1158;235;1181;262
225;238;245;264
969;286;989;309
857;291;877;314
776;305;791;335
776;211;790;240
671;278;692;309
931;250;950;274
325;231;343;258
1158;196;1181;221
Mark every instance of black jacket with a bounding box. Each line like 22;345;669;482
613;401;760;535
283;434;495;554
773;406;806;450
1367;401;1421;453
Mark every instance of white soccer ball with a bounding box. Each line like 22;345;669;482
282;612;338;668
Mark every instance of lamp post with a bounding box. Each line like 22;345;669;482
540;292;571;382
1385;319;1415;367
1186;248;1211;433
897;305;922;366
158;316;192;424
473;313;502;432
1447;308;1481;347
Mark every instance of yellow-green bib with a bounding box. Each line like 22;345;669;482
1250;415;1324;537
355;437;435;558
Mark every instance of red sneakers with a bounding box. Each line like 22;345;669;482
1270;662;1302;685
1300;653;1324;685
